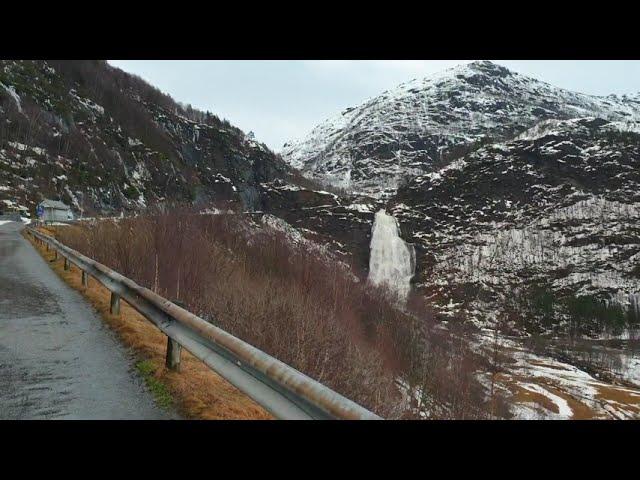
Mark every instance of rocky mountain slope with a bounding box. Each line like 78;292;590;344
3;60;638;338
281;62;640;337
0;60;290;216
282;61;640;197
392;117;640;335
2;59;638;417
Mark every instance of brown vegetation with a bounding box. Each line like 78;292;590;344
26;230;270;419
50;209;503;418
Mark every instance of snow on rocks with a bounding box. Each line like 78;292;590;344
435;194;640;313
127;137;143;147
69;89;105;116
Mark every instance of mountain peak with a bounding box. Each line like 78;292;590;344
282;60;640;197
464;60;513;77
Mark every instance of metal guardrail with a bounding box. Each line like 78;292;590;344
26;227;381;420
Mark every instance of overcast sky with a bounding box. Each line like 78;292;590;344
108;60;640;152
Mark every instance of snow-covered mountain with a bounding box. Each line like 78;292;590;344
282;61;640;197
267;115;640;337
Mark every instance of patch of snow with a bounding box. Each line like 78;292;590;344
8;142;28;151
518;382;573;419
345;203;374;213
69;89;105;115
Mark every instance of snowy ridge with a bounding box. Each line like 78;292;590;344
283;61;640;196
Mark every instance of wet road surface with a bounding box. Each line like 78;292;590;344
0;221;177;419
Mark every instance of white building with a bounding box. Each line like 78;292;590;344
38;199;74;223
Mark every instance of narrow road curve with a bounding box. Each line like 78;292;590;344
0;221;177;419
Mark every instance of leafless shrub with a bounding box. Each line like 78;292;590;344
56;209;502;418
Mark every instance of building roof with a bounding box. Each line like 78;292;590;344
39;199;71;210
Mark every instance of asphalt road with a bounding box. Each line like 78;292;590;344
0;221;177;419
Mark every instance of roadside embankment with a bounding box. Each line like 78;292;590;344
25;229;271;420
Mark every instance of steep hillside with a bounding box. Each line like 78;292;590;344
277;62;640;337
273;115;640;337
282;61;640;197
0;60;290;216
391;117;640;336
257;180;380;269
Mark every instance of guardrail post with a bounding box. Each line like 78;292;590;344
54;250;58;260
64;257;70;270
110;292;120;316
82;271;89;288
165;337;182;371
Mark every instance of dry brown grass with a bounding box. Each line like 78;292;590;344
595;385;640;417
25;230;271;420
508;384;558;415
499;373;601;420
34;225;56;237
533;378;596;420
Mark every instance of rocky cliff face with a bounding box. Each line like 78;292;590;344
257;179;380;270
392;118;640;334
0;60;290;216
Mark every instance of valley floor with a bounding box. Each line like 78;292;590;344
474;331;640;419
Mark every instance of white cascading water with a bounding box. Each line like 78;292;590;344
368;209;416;302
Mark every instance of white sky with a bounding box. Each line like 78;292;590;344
108;60;640;152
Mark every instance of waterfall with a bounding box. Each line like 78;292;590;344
368;209;415;301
